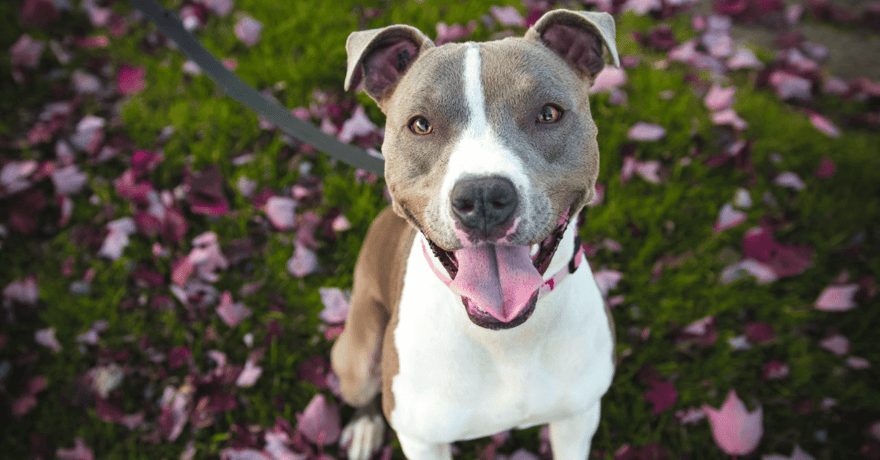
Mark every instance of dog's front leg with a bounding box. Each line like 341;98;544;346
397;433;452;460
548;402;602;460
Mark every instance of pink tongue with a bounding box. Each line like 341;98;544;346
449;245;543;322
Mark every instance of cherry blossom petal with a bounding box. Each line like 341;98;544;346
217;291;252;327
720;259;778;284
704;85;736;111
635;160;662;184
236;357;263;387
676;407;707;424
56;438;94;460
773;171;806;190
318;287;350;324
35;327;62;352
808;112;841;138
117;64;145;95
846;356;870;369
623;0;660;15
644;380;677;414
296;394;341;445
52;165;89;195
815;157;835;178
337;105;378;143
234;17;263;47
627;122;666;141
819;334;850;356
762;360;789;380
711;108;749;130
590;67;627;93
265;196;297;231
287;244;320;277
703;389;763;455
815;284;859;311
435;20;477;45
3;276;39;304
10;34;45;69
769;71;812;101
490;5;525;27
728;47;763;69
594;270;623;297
714;203;747;232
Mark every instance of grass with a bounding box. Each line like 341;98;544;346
1;0;878;459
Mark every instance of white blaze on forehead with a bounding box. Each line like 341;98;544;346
440;44;532;242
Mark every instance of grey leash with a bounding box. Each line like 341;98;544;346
128;0;386;176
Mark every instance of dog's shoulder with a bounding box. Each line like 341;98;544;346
354;206;418;314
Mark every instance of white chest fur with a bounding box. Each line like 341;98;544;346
389;228;615;443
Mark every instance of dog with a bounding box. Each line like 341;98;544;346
330;9;619;460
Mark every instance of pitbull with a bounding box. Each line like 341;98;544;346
330;9;619;460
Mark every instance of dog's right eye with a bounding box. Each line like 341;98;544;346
409;116;433;135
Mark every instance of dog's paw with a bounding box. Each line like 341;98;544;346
340;402;385;460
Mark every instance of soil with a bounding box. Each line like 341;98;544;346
692;0;880;80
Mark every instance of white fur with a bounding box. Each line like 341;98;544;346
389;223;615;453
439;44;534;245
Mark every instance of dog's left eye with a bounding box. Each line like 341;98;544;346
537;104;563;124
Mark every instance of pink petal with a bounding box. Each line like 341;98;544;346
627;122;666;141
846;356;870;369
435;20;477;46
621;155;636;184
3;275;39;304
287;244;320;277
197;0;232;16
727;48;763;69
703;389;763;455
217;291;252;327
711;108;749;130
870;421;880;441
508;449;539;460
236;357;263;387
594;270;623;297
769;71;812;101
590;67;627;94
331;215;351;232
220;448;272;460
815;283;859;311
10;34;45;69
635;160;662;184
12;395;37;416
675;407;707;424
337;105;378;143
35;327;62;352
116;64;145;95
720;259;778;284
265;196;297;231
714;203;747;232
622;0;660;15
296;394;341;446
683;316;713;335
762;360;789;380
644;380;677;414
773;171;806;190
669;39;699;63
815;157;835;178
734;188;752;208
704;84;736;111
808;112;841;138
52;165;88;195
702;31;732;58
317;287;350;324
72;69;101;94
490;5;525;27
819;334;849;356
234;17;263;47
56;438;95;460
822;76;849;95
70;115;105;153
21;0;59;29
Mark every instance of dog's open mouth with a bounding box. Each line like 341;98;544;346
425;207;572;330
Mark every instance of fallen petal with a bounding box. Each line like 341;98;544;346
808;112;841;137
627;122;666;141
773;171;806;190
815;284;859;311
819;334;849;356
234;16;263;47
714;203;747;232
704;84;736;111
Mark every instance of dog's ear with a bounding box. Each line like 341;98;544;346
524;9;620;79
344;25;435;107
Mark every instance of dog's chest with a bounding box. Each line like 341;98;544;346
387;234;614;443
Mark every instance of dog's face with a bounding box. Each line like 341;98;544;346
345;10;619;328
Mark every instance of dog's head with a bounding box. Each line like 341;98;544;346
345;10;619;328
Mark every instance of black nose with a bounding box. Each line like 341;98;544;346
450;176;518;234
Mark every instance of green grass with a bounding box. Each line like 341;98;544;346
1;0;879;459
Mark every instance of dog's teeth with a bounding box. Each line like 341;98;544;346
530;244;539;257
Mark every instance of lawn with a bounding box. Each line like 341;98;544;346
2;0;879;459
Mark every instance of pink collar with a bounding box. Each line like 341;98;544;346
420;233;585;300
